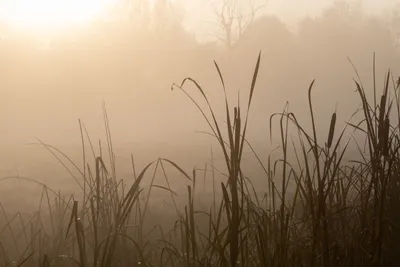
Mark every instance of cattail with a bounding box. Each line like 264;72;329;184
378;95;386;140
383;115;390;157
327;112;336;149
76;217;84;234
192;168;196;192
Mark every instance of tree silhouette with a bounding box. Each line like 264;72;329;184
387;3;400;48
212;0;264;49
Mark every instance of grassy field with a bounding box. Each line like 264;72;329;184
1;53;400;267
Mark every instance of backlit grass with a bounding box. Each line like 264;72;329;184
1;53;400;267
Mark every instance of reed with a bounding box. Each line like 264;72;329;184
0;53;399;267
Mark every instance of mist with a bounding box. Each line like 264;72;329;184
1;0;400;197
2;1;400;266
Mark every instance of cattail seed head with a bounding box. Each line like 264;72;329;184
383;116;390;157
327;112;336;149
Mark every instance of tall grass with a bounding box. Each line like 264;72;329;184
0;53;400;267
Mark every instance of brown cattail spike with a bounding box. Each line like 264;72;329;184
383;115;390;157
327;112;336;149
379;95;386;130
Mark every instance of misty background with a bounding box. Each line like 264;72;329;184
1;0;400;208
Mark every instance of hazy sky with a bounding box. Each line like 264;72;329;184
0;0;399;189
183;0;399;40
0;0;398;41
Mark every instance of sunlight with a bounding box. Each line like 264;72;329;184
0;0;115;31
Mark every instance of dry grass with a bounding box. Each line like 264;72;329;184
1;52;400;267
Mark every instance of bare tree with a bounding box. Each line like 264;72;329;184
212;0;264;49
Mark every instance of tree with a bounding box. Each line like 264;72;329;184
386;3;400;48
107;0;151;29
212;0;264;49
235;15;293;51
108;0;185;32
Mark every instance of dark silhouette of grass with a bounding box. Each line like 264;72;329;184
0;52;400;267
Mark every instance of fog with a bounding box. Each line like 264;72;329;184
1;0;400;199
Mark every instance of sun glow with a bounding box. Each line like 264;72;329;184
0;0;114;31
